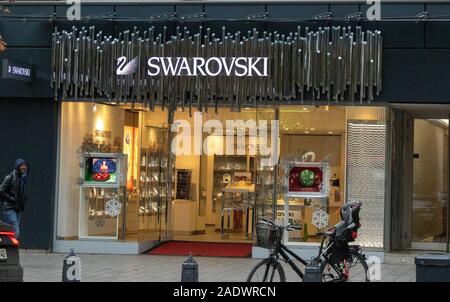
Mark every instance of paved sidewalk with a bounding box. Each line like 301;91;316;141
19;251;416;282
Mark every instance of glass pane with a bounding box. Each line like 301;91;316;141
278;106;346;244
274;105;386;247
79;187;124;239
57;103;126;240
412;119;448;248
254;108;277;222
138;109;174;242
160;127;175;241
123;111;140;242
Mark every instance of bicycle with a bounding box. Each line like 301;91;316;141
247;203;369;282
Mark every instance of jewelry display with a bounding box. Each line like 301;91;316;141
79;152;126;240
139;126;175;222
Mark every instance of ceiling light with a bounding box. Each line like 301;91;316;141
328;131;334;134
300;107;312;113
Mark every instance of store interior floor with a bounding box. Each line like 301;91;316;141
173;226;253;244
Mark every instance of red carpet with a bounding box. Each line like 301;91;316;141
149;241;252;257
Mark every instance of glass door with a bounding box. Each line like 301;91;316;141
253;108;277;223
411;118;449;251
158;126;175;242
139;125;174;243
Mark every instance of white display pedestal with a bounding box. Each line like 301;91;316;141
172;200;197;234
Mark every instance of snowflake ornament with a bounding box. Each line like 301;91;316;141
105;196;122;217
312;208;329;229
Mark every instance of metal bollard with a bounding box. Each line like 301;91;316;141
62;249;81;282
181;253;198;282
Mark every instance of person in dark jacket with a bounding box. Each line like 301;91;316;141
0;159;29;239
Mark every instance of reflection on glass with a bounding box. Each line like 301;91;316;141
137;123;174;243
80;187;124;239
412;119;448;247
254;109;276;222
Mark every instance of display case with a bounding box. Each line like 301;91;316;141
139;146;161;218
212;155;255;213
254;159;275;220
78;152;127;240
176;169;192;200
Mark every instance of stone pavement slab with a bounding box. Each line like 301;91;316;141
19;251;416;282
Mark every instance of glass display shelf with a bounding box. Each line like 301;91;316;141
79;186;126;240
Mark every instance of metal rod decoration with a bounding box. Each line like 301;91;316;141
51;26;382;111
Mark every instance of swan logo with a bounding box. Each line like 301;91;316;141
116;56;138;75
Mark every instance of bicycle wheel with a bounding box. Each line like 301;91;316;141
321;250;369;282
247;259;286;282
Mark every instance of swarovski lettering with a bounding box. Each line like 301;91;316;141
140;57;268;77
9;65;31;77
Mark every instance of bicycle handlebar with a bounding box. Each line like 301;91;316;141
287;225;302;230
258;218;302;231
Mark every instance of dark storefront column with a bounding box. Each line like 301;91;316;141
1;4;57;249
389;109;414;251
0;98;58;249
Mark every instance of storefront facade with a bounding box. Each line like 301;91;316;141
1;1;449;258
53;103;387;257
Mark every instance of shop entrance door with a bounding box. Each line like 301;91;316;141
411;118;448;251
139;125;174;243
391;105;450;252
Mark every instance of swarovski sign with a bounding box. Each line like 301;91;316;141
2;59;34;82
116;56;268;77
52;25;383;111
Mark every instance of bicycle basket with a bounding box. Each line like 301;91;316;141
255;223;283;249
